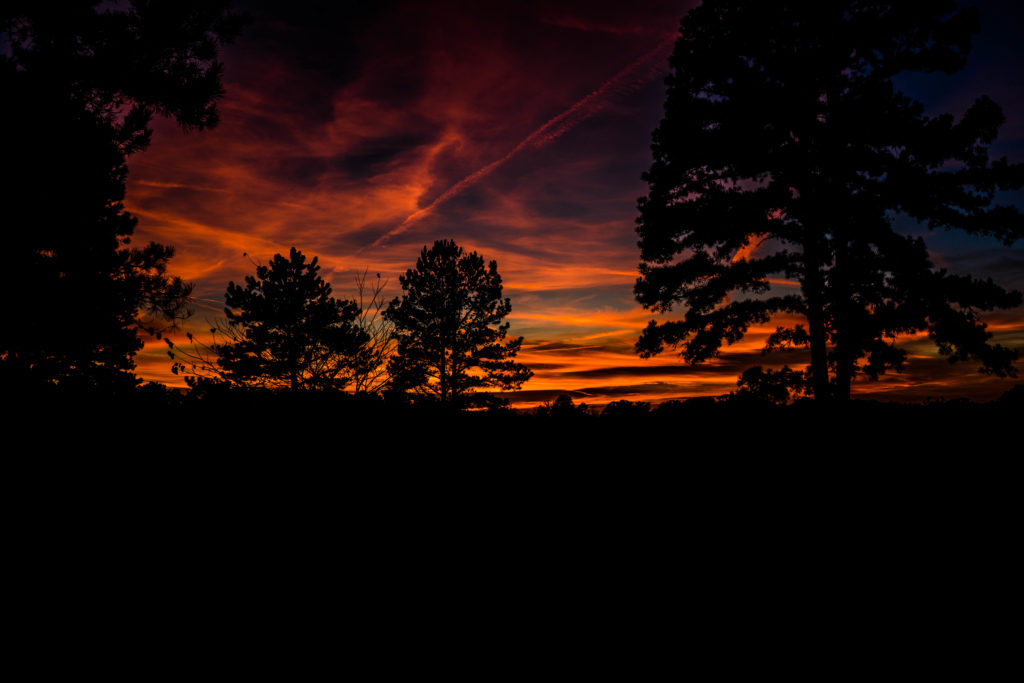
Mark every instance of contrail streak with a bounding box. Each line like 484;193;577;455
368;34;676;250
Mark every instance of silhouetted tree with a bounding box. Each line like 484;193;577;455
213;249;368;391
0;2;242;391
729;366;809;405
635;1;1023;402
601;400;652;420
535;394;594;419
384;240;533;407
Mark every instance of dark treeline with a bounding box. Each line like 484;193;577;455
11;381;1023;457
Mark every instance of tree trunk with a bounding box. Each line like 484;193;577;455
289;343;298;391
824;90;852;404
803;237;831;402
834;235;852;402
805;288;830;401
804;115;833;403
440;349;447;403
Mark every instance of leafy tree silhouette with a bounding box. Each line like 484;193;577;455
212;249;368;391
634;1;1023;402
0;2;242;391
384;240;533;407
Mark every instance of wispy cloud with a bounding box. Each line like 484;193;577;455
367;34;675;249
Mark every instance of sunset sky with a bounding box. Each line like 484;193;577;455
127;0;1024;406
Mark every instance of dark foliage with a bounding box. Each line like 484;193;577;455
635;1;1024;402
729;366;810;405
0;2;242;391
996;383;1024;406
384;239;533;407
600;399;652;421
535;394;595;419
212;248;368;391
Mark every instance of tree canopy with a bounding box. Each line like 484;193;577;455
634;0;1024;401
213;248;368;391
0;1;243;391
384;240;533;407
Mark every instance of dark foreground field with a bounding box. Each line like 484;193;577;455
7;385;1017;628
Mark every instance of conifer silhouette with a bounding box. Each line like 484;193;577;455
635;1;1023;401
384;240;533;407
215;248;367;391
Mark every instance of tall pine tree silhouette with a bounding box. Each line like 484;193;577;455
635;1;1023;401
